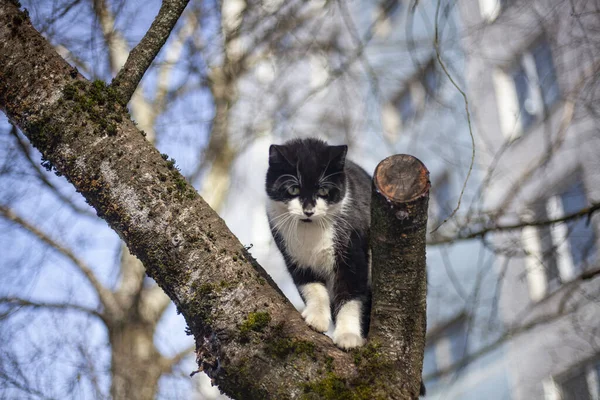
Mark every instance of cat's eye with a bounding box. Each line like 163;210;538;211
287;186;300;196
317;187;329;197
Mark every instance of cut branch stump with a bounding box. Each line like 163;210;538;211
370;154;430;399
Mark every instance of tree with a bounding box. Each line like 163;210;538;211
0;1;429;399
1;0;366;398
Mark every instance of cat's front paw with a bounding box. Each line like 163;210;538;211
301;306;331;333
332;331;365;350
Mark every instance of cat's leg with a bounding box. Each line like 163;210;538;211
331;276;370;349
332;296;366;349
289;265;331;333
331;249;371;349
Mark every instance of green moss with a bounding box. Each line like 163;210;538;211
351;342;382;366
195;282;215;296
106;123;117;136
59;80;126;138
265;338;316;359
218;361;270;400
166;157;176;170
324;356;334;372
175;177;187;192
239;311;271;335
301;372;380;400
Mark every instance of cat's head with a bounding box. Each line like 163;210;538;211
266;138;348;223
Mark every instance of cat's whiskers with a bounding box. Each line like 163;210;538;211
318;171;344;184
273;174;300;191
271;213;294;232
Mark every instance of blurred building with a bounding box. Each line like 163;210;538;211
223;0;511;398
220;0;599;399
350;1;512;399
459;0;600;399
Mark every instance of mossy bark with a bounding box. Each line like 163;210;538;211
0;3;430;398
369;155;430;399
0;3;356;398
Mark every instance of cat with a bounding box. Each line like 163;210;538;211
265;137;371;349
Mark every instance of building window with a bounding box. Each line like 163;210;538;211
523;176;597;301
560;182;597;270
494;37;560;139
422;61;439;102
532;39;560;109
424;312;468;384
394;89;416;126
479;0;509;21
511;63;536;130
433;173;452;222
380;0;402;19
386;59;439;135
545;358;600;400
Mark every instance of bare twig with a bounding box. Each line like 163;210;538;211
430;0;475;233
160;344;195;375
425;275;599;381
0;205;119;316
0;297;105;322
430;202;600;245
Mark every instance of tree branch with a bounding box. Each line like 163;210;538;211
424;274;599;381
0;205;119;317
160;343;195;375
0;296;105;322
8;124;96;217
139;283;172;324
430;202;600;245
110;0;190;104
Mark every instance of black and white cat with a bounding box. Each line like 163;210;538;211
265;138;371;349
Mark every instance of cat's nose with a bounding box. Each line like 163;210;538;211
304;210;314;217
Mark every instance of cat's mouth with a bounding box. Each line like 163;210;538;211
300;218;312;223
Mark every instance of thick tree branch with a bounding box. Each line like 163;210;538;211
8;124;96;217
0;4;358;397
0;3;430;398
0;205;120;316
110;0;190;104
370;155;430;399
139;283;173;324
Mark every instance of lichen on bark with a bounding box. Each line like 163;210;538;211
0;2;430;398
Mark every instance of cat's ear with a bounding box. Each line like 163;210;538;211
328;145;348;169
269;145;292;166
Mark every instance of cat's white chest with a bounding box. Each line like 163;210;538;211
285;221;336;279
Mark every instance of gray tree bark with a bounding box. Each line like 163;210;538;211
370;155;430;399
0;2;429;398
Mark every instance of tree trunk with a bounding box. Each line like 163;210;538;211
370;155;430;399
0;3;429;398
201;66;237;210
110;322;164;400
